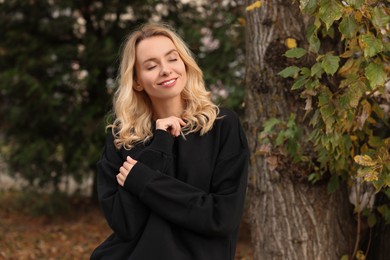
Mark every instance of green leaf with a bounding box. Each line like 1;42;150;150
311;62;323;77
369;136;382;148
339;15;357;39
301;67;311;77
367;213;377;228
308;172;321;183
262;118;281;133
328;174;340;193
278;66;300;78
378;205;390;224
346;80;366;108
365;63;387;88
361;33;383;58
345;0;363;9
285;48;307;58
372;6;390;29
307;24;321;53
291;75;308;90
275;131;286;146
320;104;335;123
318;88;332;106
319;0;344;30
300;0;318;14
321;53;340;75
373;178;385;192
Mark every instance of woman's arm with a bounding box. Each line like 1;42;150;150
97;132;150;242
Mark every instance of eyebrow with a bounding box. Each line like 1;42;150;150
142;49;178;65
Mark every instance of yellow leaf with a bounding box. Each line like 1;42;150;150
356;250;366;260
345;6;354;14
366;117;376;124
350;135;358;141
363;169;379;182
354;155;377;166
237;17;246;26
246;1;262;11
338;58;356;77
285;38;297;49
355;11;363;23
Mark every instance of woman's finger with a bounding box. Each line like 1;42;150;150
116;173;124;186
127;156;137;165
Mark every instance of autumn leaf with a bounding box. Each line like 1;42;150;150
266;156;278;171
354;154;377;167
358;167;379;182
285;48;307;58
246;1;262;11
319;0;344;30
339;15;357;39
360;33;383;58
285;38;298;49
365;62;387;88
321;53;340;75
278;66;300;78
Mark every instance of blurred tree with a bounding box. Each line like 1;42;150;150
0;0;245;196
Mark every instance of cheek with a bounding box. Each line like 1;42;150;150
137;71;155;86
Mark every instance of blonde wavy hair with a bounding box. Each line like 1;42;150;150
108;22;219;149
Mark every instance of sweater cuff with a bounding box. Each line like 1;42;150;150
148;129;175;155
124;162;157;196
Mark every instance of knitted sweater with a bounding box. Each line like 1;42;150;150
90;108;249;260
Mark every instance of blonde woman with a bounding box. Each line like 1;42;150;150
91;23;249;260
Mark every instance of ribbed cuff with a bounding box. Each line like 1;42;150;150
148;129;175;155
124;162;157;196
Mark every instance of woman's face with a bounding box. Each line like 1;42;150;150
134;35;187;104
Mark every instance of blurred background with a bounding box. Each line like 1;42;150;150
0;0;251;259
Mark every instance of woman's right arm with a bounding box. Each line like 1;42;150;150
97;132;150;242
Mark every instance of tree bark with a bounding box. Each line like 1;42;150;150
244;1;356;259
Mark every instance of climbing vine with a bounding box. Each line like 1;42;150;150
273;0;389;257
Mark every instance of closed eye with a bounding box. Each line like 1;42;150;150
147;66;157;70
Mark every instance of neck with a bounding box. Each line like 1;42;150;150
151;96;185;119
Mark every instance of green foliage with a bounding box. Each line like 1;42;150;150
259;114;303;162
0;1;245;191
279;0;390;189
279;1;389;256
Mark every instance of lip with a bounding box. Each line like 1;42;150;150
158;77;178;88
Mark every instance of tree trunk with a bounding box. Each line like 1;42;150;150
244;1;356;259
366;193;390;260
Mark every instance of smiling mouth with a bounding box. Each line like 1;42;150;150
158;78;177;87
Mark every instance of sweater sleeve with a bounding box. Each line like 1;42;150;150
96;131;150;242
133;129;175;172
123;115;249;237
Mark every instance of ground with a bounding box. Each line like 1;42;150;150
0;191;253;260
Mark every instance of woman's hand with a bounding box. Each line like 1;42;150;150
156;116;186;137
117;156;137;187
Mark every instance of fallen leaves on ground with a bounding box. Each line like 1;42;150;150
0;191;253;259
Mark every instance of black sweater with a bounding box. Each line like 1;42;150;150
90;108;249;260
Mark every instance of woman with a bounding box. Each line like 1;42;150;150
91;23;249;260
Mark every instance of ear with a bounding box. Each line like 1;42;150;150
133;80;143;92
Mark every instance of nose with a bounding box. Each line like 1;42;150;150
159;62;172;76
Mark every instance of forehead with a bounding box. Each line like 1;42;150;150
136;35;177;62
